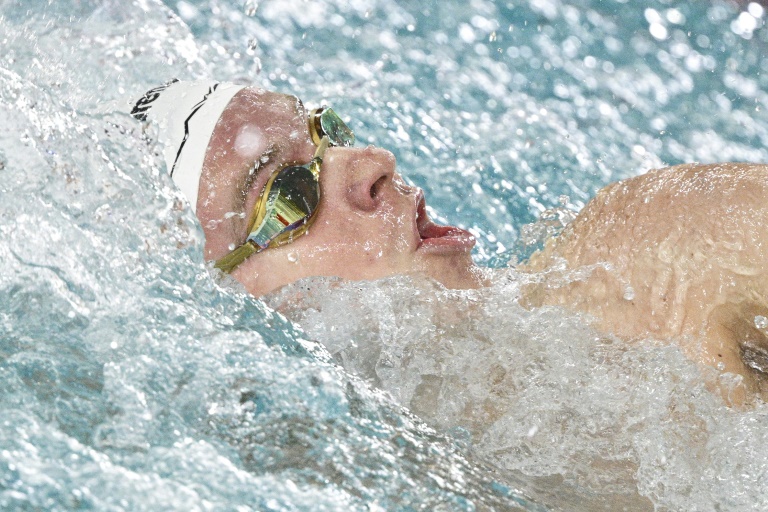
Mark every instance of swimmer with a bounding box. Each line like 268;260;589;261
132;80;768;404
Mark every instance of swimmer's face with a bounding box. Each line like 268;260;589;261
196;88;483;296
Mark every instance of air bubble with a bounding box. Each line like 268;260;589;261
243;0;258;17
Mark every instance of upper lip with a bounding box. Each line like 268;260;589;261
415;188;455;241
415;189;428;240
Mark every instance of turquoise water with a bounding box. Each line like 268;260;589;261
1;0;768;510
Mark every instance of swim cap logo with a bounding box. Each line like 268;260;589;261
130;78;180;122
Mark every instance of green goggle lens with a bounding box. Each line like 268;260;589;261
309;107;355;148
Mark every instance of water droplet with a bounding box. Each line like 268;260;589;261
623;286;635;301
755;315;768;330
243;0;258;17
717;361;726;371
527;425;539;437
287;252;299;263
227;243;236;251
489;31;497;42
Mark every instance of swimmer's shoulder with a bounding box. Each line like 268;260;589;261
587;162;768;213
643;162;768;189
524;161;768;270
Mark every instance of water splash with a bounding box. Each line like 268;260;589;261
268;272;768;510
0;1;543;510
244;0;259;17
3;0;768;510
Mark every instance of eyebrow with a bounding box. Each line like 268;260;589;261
240;146;279;204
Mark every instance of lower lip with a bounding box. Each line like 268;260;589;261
417;226;476;253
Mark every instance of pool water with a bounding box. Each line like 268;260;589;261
2;0;768;510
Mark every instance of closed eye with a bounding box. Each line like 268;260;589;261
241;147;278;202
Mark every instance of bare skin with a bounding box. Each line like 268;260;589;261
196;87;484;297
191;87;768;404
519;163;768;404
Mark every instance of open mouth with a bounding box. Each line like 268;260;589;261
415;191;476;253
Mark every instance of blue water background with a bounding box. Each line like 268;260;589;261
175;0;768;262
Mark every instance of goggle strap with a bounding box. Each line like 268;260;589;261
214;241;259;273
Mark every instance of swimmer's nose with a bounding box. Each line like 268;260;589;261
326;146;399;212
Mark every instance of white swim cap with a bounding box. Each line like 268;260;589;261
131;79;245;212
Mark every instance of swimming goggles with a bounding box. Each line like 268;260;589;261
214;107;355;273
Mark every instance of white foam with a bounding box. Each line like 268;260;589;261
267;270;768;510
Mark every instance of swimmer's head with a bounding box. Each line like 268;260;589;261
131;79;245;213
132;81;483;295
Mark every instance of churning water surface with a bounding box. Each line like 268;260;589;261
2;0;768;510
